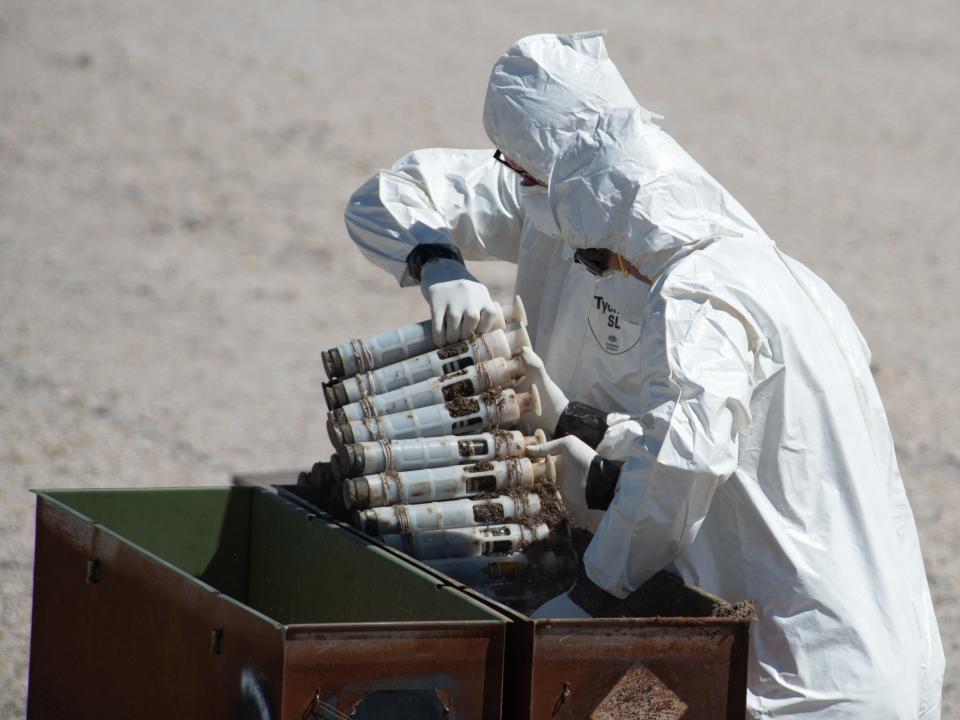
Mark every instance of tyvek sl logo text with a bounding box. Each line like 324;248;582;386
589;294;642;356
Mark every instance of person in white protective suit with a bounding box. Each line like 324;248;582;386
345;32;656;442
525;99;945;720
345;31;944;719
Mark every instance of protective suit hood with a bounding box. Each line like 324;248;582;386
550;109;770;279
483;32;650;186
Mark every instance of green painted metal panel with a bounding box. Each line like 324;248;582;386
36;487;504;625
247;490;497;623
38;487;252;600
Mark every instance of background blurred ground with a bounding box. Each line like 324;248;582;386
1;0;957;715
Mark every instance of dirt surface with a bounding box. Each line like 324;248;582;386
713;600;759;621
511;480;568;530
480;387;506;407
440;377;474;401
493;429;517;454
472;501;505;524
1;0;958;715
436;341;468;360
444;396;480;418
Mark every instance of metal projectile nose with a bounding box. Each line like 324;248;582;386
337;443;366;478
321;347;345;381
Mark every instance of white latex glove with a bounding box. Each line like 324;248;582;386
596;418;646;462
526;435;596;527
518;346;569;432
420;258;503;346
531;590;591;619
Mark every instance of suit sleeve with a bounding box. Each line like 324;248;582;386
344;148;525;286
583;293;756;598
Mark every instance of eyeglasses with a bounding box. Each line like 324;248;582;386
573;248;611;277
493;149;546;188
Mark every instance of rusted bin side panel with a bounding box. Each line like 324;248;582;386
277;482;752;719
281;621;505;719
520;619;749;720
28;495;284;719
28;487;511;720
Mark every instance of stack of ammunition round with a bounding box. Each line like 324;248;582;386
330;386;541;446
335;429;546;478
354;493;543;535
322;297;526;381
333;355;526;421
323;326;531;409
381;523;550;560
315;297;569;599
342;456;553;509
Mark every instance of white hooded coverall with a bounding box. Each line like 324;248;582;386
550;107;944;718
344;31;944;720
344;32;654;417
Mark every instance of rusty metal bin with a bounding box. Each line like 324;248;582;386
277;478;751;720
493;611;749;719
28;486;510;719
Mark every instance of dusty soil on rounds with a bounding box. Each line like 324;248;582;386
440;377;475;401
509;480;568;530
465;461;495;473
472;501;506;524
436;341;468;360
1;0;958;716
445;396;480;418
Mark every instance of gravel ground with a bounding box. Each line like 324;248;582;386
1;0;957;715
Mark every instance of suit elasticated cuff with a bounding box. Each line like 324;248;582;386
585;456;623;510
553;400;609;449
568;567;622;617
404;244;465;283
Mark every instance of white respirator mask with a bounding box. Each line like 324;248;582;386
595;268;649;325
520;184;561;237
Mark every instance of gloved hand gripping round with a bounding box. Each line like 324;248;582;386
518;346;569;432
525;434;597;527
420;258;504;345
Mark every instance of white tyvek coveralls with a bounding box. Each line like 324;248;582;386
550;108;944;718
344;32;653;415
344;31;943;716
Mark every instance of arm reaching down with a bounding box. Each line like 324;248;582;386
584;294;756;598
